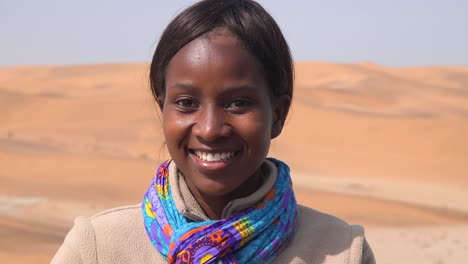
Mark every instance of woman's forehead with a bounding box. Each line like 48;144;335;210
165;34;266;85
170;34;248;65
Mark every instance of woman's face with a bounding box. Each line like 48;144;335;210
162;32;284;198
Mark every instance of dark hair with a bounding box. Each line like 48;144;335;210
150;0;293;115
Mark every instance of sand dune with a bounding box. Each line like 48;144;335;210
1;62;468;263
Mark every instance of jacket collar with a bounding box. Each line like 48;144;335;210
168;159;278;221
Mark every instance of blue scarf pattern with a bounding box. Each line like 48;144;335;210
142;158;298;263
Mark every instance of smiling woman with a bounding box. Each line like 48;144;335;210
52;0;375;263
162;31;284;219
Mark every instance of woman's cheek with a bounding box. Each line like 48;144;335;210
163;110;191;145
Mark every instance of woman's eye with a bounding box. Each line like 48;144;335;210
174;98;198;110
227;99;252;110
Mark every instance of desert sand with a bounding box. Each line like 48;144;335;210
1;62;467;263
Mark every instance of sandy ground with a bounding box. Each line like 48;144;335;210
1;62;467;263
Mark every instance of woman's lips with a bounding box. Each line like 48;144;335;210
193;150;235;162
189;149;239;173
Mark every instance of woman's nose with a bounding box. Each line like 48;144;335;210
193;106;231;142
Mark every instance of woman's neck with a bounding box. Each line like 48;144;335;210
185;171;263;220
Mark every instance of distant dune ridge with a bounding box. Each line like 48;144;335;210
1;62;468;263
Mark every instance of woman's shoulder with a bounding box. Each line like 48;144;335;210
296;204;363;234
89;203;142;225
273;204;375;264
73;203;144;238
52;203;164;264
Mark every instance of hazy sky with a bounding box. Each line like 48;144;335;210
1;0;467;66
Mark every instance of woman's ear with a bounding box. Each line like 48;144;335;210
271;94;291;139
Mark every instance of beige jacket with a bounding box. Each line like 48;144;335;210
52;161;375;264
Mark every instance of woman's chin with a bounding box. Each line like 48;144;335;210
196;180;238;198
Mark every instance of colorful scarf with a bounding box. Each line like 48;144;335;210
142;158;298;264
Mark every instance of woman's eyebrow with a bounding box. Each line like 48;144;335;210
223;84;257;92
169;83;199;91
169;83;258;92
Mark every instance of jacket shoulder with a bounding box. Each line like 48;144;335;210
297;204;363;237
275;204;374;264
51;214;98;263
88;203;163;263
53;204;164;264
89;203;142;228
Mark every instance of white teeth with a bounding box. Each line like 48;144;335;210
193;151;235;162
207;153;214;161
